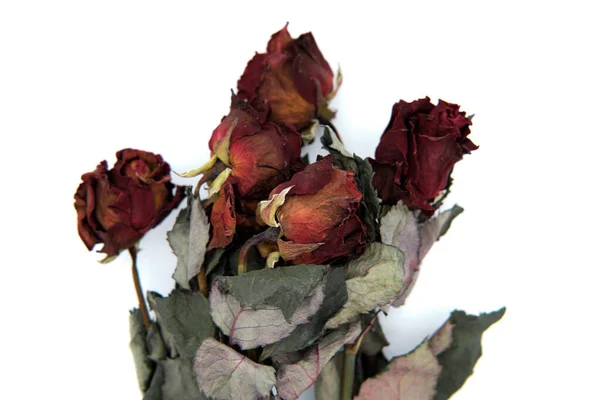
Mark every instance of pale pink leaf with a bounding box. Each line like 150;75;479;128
354;341;441;400
274;323;361;400
194;338;276;400
209;280;324;350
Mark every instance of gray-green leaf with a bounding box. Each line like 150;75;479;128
260;267;347;360
325;243;405;329
321;126;380;243
129;308;155;392
434;307;506;400
168;194;211;289
194;338;276;400
209;279;325;350
148;290;214;359
219;264;328;322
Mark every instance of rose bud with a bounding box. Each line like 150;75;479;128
74;149;185;257
369;97;477;217
258;156;366;265
201;97;304;249
237;24;338;131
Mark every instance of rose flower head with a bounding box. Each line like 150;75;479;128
202;96;304;249
369;97;477;217
237;23;338;131
258;156;366;265
74;149;185;257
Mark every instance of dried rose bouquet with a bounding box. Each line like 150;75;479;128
75;24;504;400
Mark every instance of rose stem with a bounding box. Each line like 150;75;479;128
341;346;356;400
197;265;208;297
237;227;280;275
341;311;381;400
129;247;151;330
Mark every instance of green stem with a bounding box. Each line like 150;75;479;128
342;345;356;400
129;247;150;330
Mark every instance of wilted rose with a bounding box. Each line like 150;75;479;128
206;97;304;249
74;149;185;257
237;24;336;130
369;97;477;216
258;156;366;265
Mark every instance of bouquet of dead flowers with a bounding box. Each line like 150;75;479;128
74;24;504;400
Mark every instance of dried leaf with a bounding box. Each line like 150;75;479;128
380;203;462;307
355;341;441;400
148;290;214;359
129;308;154;391
260;267;347;360
354;308;505;400
325;243;404;329
359;314;389;356
274;323;361;400
161;357;208;400
321;127;380;242
210;280;324;349
194;338;276;400
314;351;343;400
143;363;164;400
420;205;463;259
434;308;506;400
168;193;211;289
219;264;328;322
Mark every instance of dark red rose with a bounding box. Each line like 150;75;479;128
74;149;185;256
369;98;477;216
237;24;335;130
206;97;304;248
258;156;366;265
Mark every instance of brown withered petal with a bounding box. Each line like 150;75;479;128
74;149;185;256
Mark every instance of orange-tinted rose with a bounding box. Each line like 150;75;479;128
237;24;335;130
74;149;185;256
207;97;304;248
259;156;366;265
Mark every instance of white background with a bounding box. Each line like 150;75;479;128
1;1;598;399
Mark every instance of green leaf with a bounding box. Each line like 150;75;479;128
142;363;164;400
148;290;214;359
325;243;405;329
161;357;208;400
209;278;325;350
129;308;155;392
260;267;348;360
142;358;208;400
321;127;380;243
204;248;225;277
219;264;328;322
167;194;211;289
274;323;362;400
434;307;506;400
194;338;276;400
314;351;344;400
